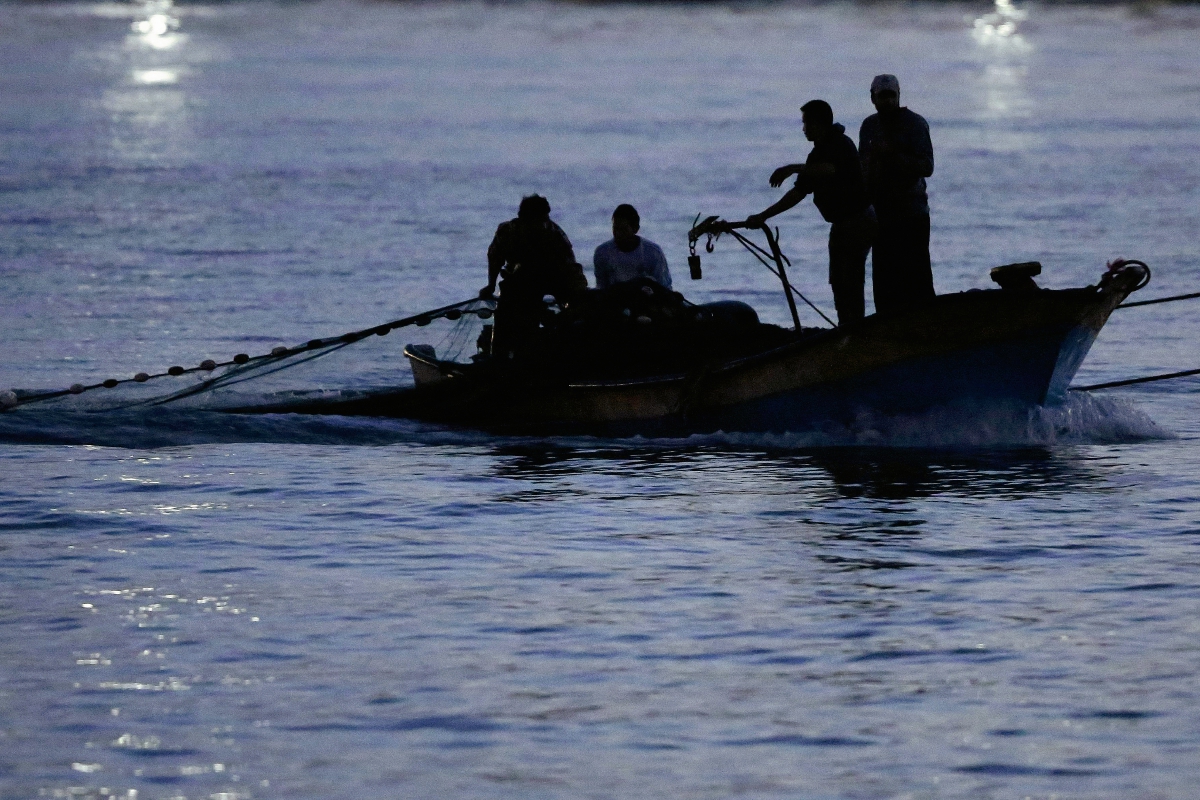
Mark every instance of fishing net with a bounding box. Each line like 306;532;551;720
0;298;495;415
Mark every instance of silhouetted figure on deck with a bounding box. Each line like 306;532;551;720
747;99;876;326
481;194;587;358
593;204;672;290
859;74;936;314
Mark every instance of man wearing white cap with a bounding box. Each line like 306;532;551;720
858;74;936;314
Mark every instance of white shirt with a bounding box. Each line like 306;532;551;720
593;237;672;290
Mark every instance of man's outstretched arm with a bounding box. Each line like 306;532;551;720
769;163;806;188
746;185;808;228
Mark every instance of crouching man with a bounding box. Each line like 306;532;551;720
481;194;587;357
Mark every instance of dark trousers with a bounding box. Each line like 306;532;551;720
872;210;935;315
828;209;877;327
491;295;541;358
492;277;552;358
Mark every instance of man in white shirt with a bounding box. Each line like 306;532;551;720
593;204;672;290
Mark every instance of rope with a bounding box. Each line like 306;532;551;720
724;229;837;328
1071;367;1200;392
20;259;1186;411
1;296;491;412
1118;291;1200;309
148;342;358;408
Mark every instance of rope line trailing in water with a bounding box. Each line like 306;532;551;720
0;296;491;411
1117;290;1200;309
1071;367;1200;392
1071;267;1200;390
146;342;359;409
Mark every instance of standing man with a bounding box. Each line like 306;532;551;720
858;74;935;314
593;204;672;290
481;194;587;357
747;100;875;326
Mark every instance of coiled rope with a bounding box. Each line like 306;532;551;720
0;297;493;412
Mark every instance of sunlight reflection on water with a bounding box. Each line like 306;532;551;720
972;0;1030;50
130;0;182;50
970;0;1033;123
102;0;195;162
132;68;178;85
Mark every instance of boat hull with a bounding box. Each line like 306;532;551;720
239;266;1143;436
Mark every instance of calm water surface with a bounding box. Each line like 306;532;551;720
3;2;1200;798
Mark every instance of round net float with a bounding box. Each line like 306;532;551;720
134;372;150;382
233;353;250;364
477;309;493;320
415;317;432;327
307;339;324;349
69;383;85;394
168;366;185;376
271;346;288;356
0;390;18;408
373;326;390;336
102;379;119;388
445;310;462;321
199;359;217;371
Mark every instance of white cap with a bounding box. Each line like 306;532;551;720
871;74;900;94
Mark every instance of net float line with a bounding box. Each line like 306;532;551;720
0;297;492;412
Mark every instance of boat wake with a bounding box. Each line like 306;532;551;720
0;391;1170;450
677;392;1172;450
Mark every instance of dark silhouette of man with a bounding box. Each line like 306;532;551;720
858;74;935;314
593;204;672;290
747;99;875;326
481;194;587;357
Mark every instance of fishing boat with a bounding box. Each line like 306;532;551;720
243;218;1151;436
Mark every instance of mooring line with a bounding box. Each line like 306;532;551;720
1072;367;1200;392
1117;291;1200;309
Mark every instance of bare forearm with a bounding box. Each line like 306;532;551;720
757;186;807;222
769;163;806;188
486;260;502;288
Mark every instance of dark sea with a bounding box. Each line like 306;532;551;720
3;1;1200;798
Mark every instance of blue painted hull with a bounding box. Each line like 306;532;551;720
695;328;1078;435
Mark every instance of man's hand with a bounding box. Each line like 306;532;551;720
769;164;804;188
479;285;495;299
